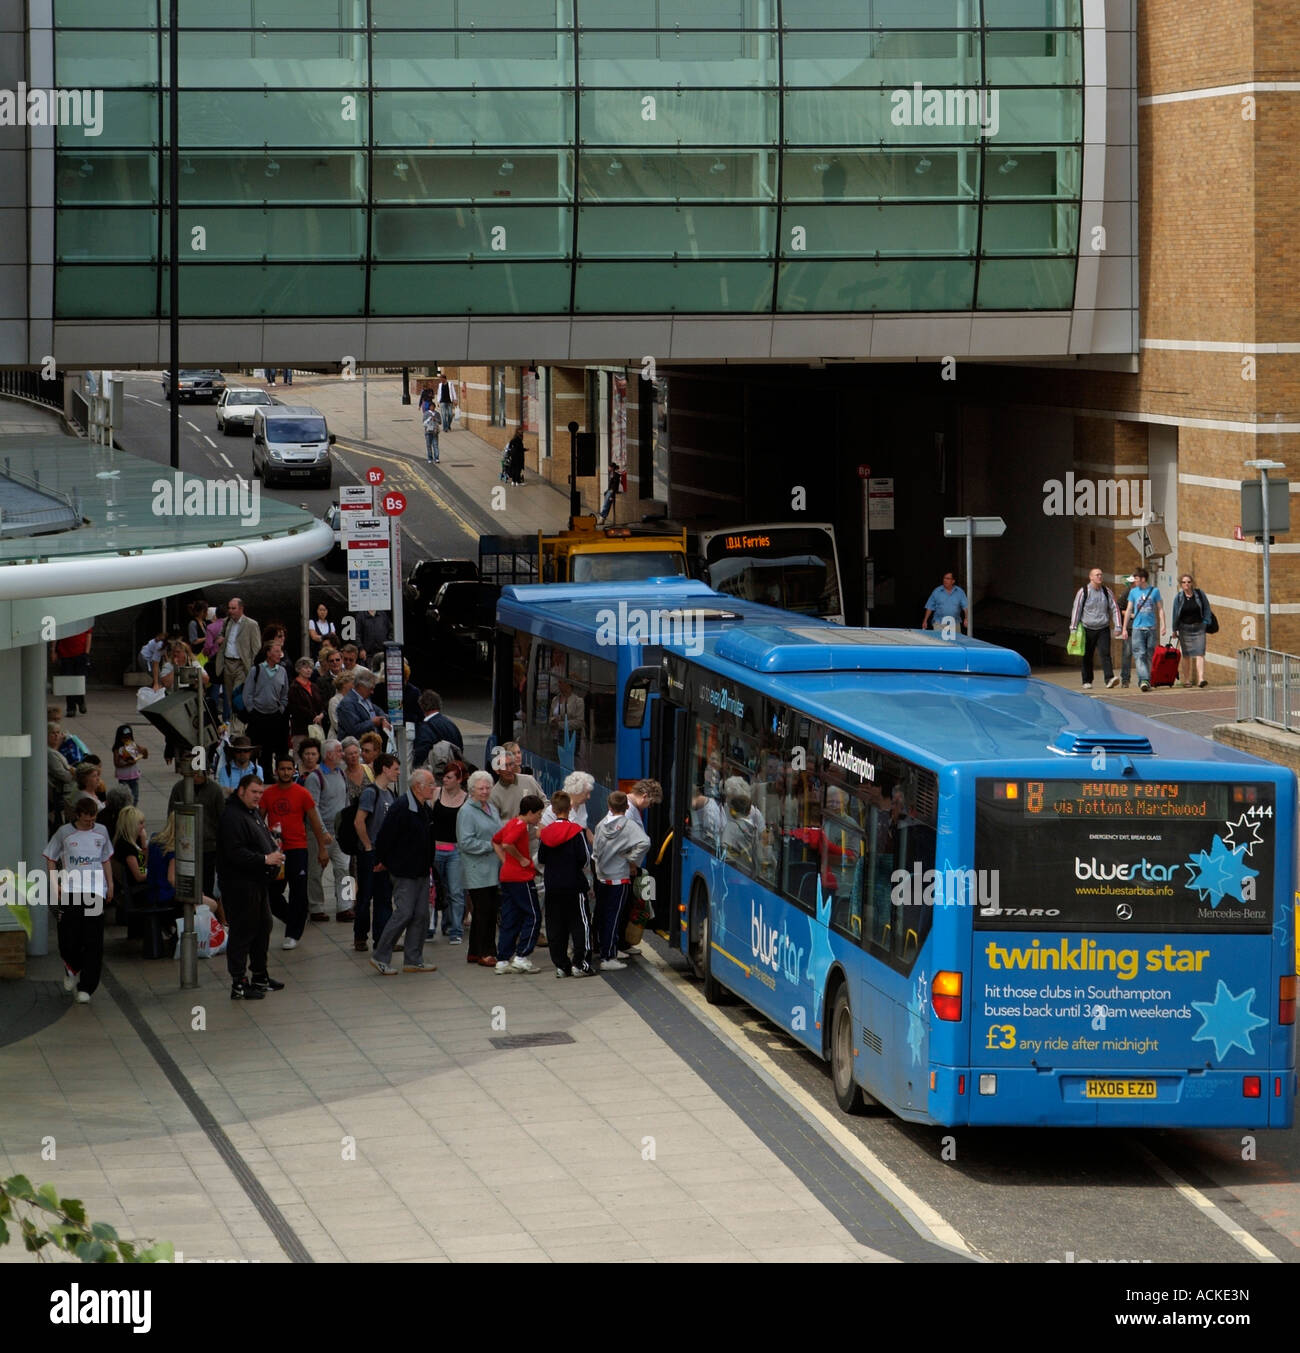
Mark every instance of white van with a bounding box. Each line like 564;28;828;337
252;405;335;488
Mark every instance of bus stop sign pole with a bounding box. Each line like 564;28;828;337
943;516;1007;639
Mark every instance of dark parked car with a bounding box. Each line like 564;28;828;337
427;580;501;675
162;369;226;403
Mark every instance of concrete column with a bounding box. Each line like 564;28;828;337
20;642;49;956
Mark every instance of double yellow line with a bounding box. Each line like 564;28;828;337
334;442;479;544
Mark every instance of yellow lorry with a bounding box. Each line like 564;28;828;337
480;518;689;585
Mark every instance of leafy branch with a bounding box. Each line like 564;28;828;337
0;1175;173;1263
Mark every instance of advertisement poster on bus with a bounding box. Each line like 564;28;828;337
973;778;1279;1078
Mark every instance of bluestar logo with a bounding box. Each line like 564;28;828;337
1074;857;1179;883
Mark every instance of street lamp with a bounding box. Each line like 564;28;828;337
1244;458;1286;653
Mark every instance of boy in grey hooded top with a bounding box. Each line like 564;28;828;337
591;791;650;968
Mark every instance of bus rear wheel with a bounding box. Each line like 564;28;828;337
830;986;865;1114
693;890;728;1005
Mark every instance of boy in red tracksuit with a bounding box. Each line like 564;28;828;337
492;794;546;974
537;790;594;978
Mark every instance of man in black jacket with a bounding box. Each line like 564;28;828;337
370;769;438;976
411;690;464;770
217;775;286;1001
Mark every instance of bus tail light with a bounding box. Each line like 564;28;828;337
1243;1077;1261;1099
1280;975;1296;1026
932;971;962;1022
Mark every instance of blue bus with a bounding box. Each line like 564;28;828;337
648;621;1297;1128
490;580;833;824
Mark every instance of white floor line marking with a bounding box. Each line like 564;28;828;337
219;453;233;468
1129;1141;1280;1262
638;942;977;1258
186;421;201;433
204;435;217;448
144;399;163;408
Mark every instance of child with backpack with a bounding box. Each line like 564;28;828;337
537;790;594;978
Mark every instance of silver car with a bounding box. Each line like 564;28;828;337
216;387;275;435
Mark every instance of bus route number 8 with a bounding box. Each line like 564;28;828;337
1027;781;1044;814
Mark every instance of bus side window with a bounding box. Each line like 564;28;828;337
892;821;936;971
782;770;822;912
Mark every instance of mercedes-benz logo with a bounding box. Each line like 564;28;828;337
1115;903;1133;920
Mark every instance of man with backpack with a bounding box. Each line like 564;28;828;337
538;790;594;978
300;738;354;926
412;689;464;770
354;752;400;953
1068;567;1123;691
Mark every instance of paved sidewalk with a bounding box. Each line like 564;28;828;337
249;372;572;540
3;689;908;1264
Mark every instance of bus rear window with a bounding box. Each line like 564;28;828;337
974;779;1275;932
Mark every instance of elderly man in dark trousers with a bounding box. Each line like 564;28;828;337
370;768;438;976
217;774;286;1002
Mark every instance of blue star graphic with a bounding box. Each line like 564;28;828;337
1274;892;1293;960
1184;835;1259;907
1222;814;1264;858
1190;980;1269;1061
803;873;836;994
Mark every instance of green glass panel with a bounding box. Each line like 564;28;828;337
56;92;156;148
55;0;157;25
784;90;985;146
373;31;572;88
177;32;367;88
980;202;1078;255
369;263;572;314
374;152;571;203
56;31;159;88
57;152;157;205
983;0;1081;26
57;209;157;262
178;0;367;23
172;263;365;315
781;31;981;88
574;260;773;312
782;0;968;28
375;91;573;146
179;92;366;147
983;147;1079;199
372;0;572;25
987;89;1081;144
783;149;979;201
167;208;366;261
171;151;365;205
578;205;774;258
580;89;777;147
578;32;776;87
975;257;1075;308
592;0;773;24
56;265;157;317
778;258;975;311
782;203;975;258
578;150;776;202
372;206;572;260
985;30;1081;85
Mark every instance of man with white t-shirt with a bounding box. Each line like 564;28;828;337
43;793;114;1004
299;738;353;924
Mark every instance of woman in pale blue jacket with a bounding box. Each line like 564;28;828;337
457;770;502;967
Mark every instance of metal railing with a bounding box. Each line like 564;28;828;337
1237;647;1300;733
0;368;66;412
